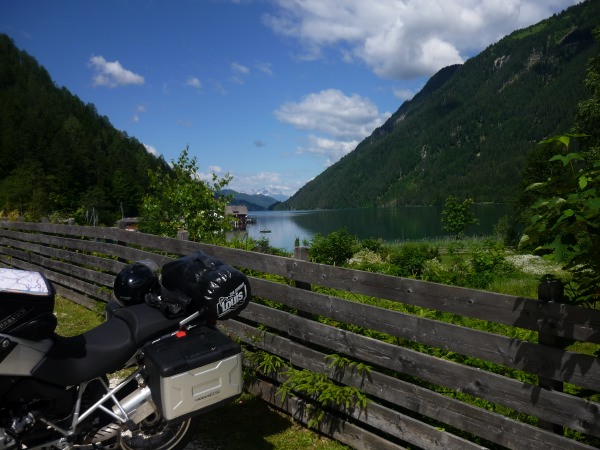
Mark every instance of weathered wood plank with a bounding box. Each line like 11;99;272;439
0;254;111;303
249;277;600;390
223;320;595;450
0;235;123;274
239;301;600;437
249;375;485;450
0;246;114;288
247;379;407;450
282;262;600;343
54;284;99;310
0;228;173;267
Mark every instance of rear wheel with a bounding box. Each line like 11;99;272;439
119;413;200;450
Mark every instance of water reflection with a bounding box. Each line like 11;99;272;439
244;205;512;252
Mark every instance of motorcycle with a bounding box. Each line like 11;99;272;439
0;251;251;450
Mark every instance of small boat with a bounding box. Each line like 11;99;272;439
260;229;271;233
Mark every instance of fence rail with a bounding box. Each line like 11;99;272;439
1;221;599;450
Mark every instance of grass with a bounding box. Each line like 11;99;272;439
191;394;349;450
55;296;105;336
53;296;349;450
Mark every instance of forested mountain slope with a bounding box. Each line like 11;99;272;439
278;0;600;209
0;34;169;224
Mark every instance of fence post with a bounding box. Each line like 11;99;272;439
293;246;314;319
537;277;565;435
177;230;189;241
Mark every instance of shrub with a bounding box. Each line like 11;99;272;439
388;242;439;277
309;228;358;266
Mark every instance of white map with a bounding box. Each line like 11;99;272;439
0;268;51;295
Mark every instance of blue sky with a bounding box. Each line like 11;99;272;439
1;0;582;198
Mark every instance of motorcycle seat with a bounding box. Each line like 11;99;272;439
31;303;181;386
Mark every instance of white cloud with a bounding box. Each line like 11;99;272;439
264;0;583;79
133;104;146;123
393;87;416;101
197;165;226;183
88;55;144;87
185;76;202;90
256;62;274;76
274;89;389;166
231;62;250;75
228;171;300;196
143;144;161;158
230;62;250;84
275;89;389;140
297;135;359;167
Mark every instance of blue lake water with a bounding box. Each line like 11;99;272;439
240;205;513;252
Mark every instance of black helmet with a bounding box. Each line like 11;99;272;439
113;260;159;306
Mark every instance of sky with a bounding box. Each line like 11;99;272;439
1;0;584;198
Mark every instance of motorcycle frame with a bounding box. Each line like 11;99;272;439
7;311;204;450
30;366;147;450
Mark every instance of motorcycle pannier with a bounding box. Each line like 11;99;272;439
0;268;56;340
144;324;242;421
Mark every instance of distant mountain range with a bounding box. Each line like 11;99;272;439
277;0;600;210
220;189;286;210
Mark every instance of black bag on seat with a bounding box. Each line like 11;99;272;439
160;252;251;320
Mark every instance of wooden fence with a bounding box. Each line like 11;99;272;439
1;221;599;450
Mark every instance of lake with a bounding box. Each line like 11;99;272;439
240;204;513;252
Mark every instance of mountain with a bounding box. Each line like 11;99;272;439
220;189;280;210
277;0;600;210
255;188;288;203
0;34;170;224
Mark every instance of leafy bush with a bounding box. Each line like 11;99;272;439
422;241;515;289
387;242;439;277
139;147;232;244
360;237;385;253
470;241;513;274
309;228;358;266
521;135;600;307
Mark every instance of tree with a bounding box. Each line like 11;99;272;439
441;196;479;239
520;27;600;307
309;228;358;266
573;27;600;154
139;147;233;243
520;135;600;307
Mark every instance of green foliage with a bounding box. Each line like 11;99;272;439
520;30;600;307
247;350;290;378
139;147;233;243
387;242;439;277
360;237;384;253
309;228;359;266
521;135;600;307
574;27;600;153
278;368;369;429
441;196;480;239
247;348;370;430
0;34;168;224
422;239;514;289
324;354;372;380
